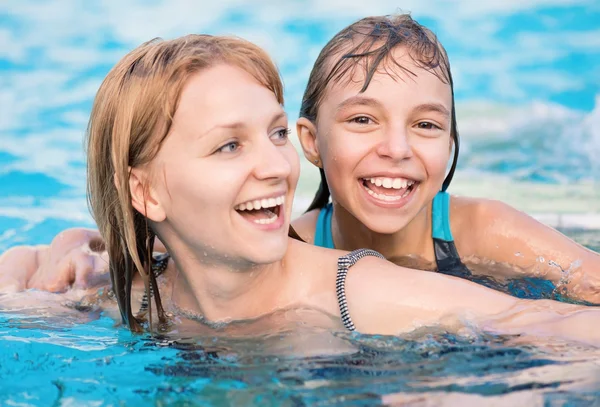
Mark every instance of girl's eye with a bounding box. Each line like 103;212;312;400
271;128;291;145
217;141;239;153
416;121;440;130
349;116;373;125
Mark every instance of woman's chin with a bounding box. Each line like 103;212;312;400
242;240;288;266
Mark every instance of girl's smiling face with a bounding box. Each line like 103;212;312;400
304;48;453;234
144;64;300;267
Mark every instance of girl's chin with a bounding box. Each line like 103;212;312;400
363;219;412;235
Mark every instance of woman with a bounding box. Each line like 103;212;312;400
2;33;600;346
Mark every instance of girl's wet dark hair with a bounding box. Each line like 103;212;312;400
300;14;459;211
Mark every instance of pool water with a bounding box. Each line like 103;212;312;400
1;305;600;406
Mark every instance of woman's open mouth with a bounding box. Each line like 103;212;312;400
234;195;285;226
360;177;419;203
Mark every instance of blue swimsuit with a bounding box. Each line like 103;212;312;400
314;191;472;278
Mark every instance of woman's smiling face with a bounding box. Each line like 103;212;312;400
314;48;453;234
147;64;300;267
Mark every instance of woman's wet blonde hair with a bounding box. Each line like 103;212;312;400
86;34;284;332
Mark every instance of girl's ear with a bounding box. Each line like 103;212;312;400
296;117;322;168
127;168;166;222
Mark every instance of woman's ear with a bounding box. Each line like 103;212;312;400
296;117;322;168
127;168;166;223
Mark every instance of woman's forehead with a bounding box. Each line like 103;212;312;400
174;65;284;124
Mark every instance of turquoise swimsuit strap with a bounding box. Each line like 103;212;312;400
315;193;453;247
314;203;335;249
432;191;454;242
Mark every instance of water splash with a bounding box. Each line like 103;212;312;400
459;96;600;182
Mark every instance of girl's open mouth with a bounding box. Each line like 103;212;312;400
360;177;418;202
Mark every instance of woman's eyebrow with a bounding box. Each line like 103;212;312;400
198;111;287;140
268;111;287;128
198;121;244;139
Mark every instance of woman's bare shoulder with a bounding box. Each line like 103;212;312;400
286;237;344;269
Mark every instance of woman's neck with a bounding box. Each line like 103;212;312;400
167;247;291;324
331;201;434;264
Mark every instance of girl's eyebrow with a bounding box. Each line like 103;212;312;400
336;96;450;119
336;95;383;113
412;103;450;118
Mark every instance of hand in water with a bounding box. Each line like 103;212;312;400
0;246;41;292
0;228;110;293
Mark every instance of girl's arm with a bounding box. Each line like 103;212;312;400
0;227;169;294
346;256;600;346
0;228;110;293
454;197;600;304
0;245;43;292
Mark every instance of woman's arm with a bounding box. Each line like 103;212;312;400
454;198;600;304
346;256;600;346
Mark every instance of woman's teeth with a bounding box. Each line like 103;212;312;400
235;195;285;225
254;210;278;225
235;195;285;211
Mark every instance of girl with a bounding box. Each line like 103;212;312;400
291;14;600;304
3;33;600;346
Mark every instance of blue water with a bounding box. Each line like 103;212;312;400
1;309;600;406
1;1;600;405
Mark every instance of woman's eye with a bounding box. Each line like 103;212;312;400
217;141;239;153
349;116;373;125
416;121;440;130
271;128;290;145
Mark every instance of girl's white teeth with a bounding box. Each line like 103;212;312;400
365;186;412;201
235;195;285;211
368;177;414;190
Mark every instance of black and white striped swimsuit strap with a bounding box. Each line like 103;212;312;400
336;248;385;331
138;252;170;313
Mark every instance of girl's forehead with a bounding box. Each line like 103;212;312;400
324;65;451;107
322;47;450;102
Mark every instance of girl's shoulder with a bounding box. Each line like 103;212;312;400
448;195;524;255
290;209;321;244
449;195;515;226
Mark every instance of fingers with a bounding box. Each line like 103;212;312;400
0;229;109;294
71;250;110;290
0;246;43;293
49;228;102;259
28;256;72;293
24;228;107;293
0;273;26;293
